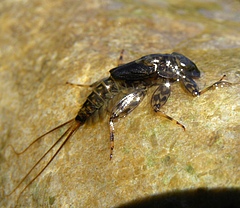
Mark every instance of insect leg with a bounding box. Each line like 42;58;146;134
181;75;233;97
109;88;147;159
66;79;105;88
180;76;200;97
151;81;185;130
117;49;125;66
66;50;125;88
199;75;233;95
66;82;92;87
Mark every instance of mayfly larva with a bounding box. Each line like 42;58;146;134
6;51;233;202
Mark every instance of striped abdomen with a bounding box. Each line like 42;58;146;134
75;76;120;123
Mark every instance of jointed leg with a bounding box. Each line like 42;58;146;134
117;49;125;66
199;75;232;95
151;81;185;130
66;81;93;87
153;111;185;130
66;49;125;88
181;75;233;97
66;78;108;88
109;88;147;159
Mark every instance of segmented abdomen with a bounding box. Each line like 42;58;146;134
75;77;120;123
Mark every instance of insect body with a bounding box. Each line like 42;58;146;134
7;52;232;200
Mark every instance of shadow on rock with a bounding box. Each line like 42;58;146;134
116;187;240;208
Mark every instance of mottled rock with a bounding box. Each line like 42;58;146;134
0;0;239;207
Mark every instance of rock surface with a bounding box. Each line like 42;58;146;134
0;0;239;207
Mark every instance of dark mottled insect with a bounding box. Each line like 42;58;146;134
6;51;232;201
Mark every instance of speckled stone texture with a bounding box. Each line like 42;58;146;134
0;0;239;207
